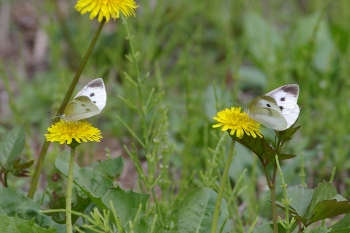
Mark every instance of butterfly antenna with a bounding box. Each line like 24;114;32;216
47;115;60;121
229;100;242;108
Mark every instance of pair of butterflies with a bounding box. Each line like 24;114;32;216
63;79;299;131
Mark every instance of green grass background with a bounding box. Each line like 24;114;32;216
1;0;350;229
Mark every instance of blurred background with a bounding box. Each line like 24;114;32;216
1;0;350;221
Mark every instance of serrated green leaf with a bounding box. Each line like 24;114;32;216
0;214;56;233
55;150;112;198
0;187;64;232
102;187;150;228
0;125;25;168
230;133;296;166
305;182;338;218
277;125;301;142
307;200;350;226
278;183;350;227
174;187;233;233
94;156;124;179
55;151;150;229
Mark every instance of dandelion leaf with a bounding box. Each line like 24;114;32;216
94;156;124;180
276;125;301;142
0;214;56;233
0;187;64;232
0;125;25;167
276;182;350;227
173;187;233;233
230;133;296;166
101;187;150;228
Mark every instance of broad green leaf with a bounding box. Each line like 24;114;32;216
307;200;350;226
305;182;338;218
102;187;150;227
94;156;124;179
55;150;112;198
288;185;314;216
47;193;91;224
277;125;301;143
0;214;56;233
174;187;233;233
230;133;296;166
277;183;350;227
55;151;150;228
0;187;64;232
0;125;25;167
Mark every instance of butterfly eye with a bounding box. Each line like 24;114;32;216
280;97;285;101
90;93;95;97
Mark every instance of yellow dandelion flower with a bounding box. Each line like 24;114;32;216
45;120;102;145
213;107;263;139
75;0;137;22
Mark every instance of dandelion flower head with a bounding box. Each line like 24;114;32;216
45;120;102;145
75;0;137;23
213;107;263;139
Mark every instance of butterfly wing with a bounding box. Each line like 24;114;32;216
63;96;101;121
74;78;106;111
283;104;300;128
266;84;299;114
266;84;300;128
247;96;288;131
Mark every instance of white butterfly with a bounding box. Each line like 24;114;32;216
61;78;107;121
246;84;300;131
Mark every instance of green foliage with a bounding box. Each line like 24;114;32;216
0;125;33;186
174;187;233;233
277;182;350;230
0;125;25;167
0;187;64;232
3;0;350;232
0;214;56;233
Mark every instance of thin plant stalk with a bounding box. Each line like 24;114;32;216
263;164;278;233
27;20;106;199
211;139;235;233
66;147;76;233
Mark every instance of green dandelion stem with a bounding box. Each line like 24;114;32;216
211;139;235;233
27;20;105;199
66;147;76;233
263;163;278;233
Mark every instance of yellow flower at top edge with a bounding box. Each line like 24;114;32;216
45;120;102;145
75;0;138;23
212;107;263;139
